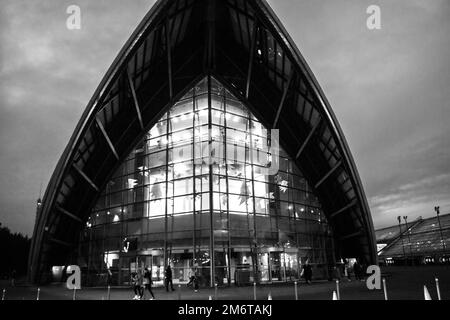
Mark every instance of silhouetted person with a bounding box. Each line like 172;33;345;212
131;271;144;300
301;259;313;284
165;265;174;292
11;270;16;287
353;260;362;281
107;269;112;286
144;267;155;300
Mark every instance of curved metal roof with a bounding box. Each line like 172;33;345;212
29;0;377;283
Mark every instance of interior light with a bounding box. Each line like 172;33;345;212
113;215;120;222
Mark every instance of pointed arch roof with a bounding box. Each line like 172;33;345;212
29;0;376;283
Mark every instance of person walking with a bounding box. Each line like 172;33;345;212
131;272;139;300
131;271;144;300
165;265;174;292
143;267;155;300
187;268;199;292
353;260;361;281
11;269;16;287
301;259;313;284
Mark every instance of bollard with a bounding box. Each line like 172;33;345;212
424;285;432;300
294;281;298;300
435;278;441;301
332;291;338;300
382;278;388;300
36;288;40;301
268;292;272;300
178;284;181;300
107;285;111;300
335;280;340;300
214;284;218;300
253;282;256;300
2;289;5;301
73;287;77;301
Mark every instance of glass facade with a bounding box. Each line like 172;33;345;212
79;77;333;287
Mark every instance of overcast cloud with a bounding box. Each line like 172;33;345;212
0;0;449;235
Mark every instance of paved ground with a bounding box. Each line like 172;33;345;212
1;266;449;300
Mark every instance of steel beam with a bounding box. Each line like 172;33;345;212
295;120;321;159
166;18;173;100
55;205;83;223
245;22;258;100
273;70;294;128
329;200;357;219
73;164;99;192
339;231;362;241
95;117;119;160
48;237;72;247
127;71;144;130
315;160;342;189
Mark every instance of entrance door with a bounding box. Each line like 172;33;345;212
258;253;270;282
270;252;282;281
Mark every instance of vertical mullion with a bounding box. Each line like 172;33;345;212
163;111;171;275
192;89;197;269
223;90;232;286
207;75;215;288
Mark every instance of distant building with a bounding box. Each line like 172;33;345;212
28;0;376;286
376;214;450;265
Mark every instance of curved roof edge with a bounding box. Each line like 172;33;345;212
29;0;377;284
258;0;377;263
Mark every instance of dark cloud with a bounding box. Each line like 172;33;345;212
268;0;450;228
0;0;449;234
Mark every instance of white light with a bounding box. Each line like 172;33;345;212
233;116;240;123
113;215;120;222
173;117;179;123
257;49;262;55
128;179;138;189
107;211;110;215
225;113;232;120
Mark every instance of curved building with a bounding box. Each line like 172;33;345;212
29;0;377;286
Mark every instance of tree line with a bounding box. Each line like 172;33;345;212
0;223;31;279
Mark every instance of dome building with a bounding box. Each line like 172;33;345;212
28;0;377;287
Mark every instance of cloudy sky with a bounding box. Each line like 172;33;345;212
0;0;449;236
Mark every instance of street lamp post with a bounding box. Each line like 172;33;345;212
403;216;413;265
434;206;447;263
397;216;406;263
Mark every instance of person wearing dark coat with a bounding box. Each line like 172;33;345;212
301;259;313;284
143;268;155;299
165;265;174;292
